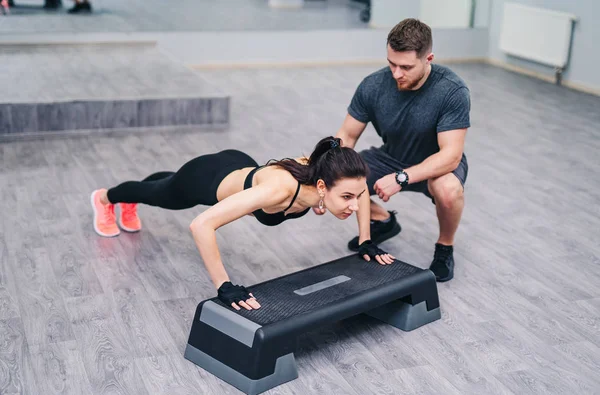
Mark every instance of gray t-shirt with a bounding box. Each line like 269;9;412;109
348;63;471;166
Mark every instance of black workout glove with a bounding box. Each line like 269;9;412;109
217;281;253;307
358;240;388;260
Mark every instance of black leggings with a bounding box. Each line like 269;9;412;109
107;149;258;210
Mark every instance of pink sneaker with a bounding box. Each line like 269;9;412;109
1;0;10;15
90;189;120;237
119;203;142;232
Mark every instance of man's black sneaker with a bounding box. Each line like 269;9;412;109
429;243;454;282
348;210;401;252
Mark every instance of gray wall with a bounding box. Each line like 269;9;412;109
488;0;600;91
474;0;493;28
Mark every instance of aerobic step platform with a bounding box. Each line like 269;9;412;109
184;254;441;395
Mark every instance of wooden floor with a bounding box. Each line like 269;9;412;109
1;62;600;394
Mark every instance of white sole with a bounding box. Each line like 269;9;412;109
117;217;141;233
117;204;141;233
90;190;120;238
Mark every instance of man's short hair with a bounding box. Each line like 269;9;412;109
387;18;433;58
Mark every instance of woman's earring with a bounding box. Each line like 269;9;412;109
318;198;324;210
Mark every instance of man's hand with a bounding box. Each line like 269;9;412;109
373;174;401;202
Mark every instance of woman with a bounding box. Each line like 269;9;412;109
91;136;394;310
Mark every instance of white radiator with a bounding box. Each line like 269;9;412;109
499;2;577;70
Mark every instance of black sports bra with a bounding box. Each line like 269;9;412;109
243;165;310;227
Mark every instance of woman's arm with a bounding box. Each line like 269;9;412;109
189;179;290;290
357;189;371;245
355;189;396;265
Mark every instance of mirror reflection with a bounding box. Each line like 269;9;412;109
0;0;490;34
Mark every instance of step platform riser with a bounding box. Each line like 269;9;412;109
184;344;298;395
366;299;442;331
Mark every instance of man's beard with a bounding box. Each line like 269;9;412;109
396;69;426;91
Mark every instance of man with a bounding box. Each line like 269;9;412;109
334;18;470;282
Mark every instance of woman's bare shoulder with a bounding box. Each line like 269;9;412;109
259;165;299;192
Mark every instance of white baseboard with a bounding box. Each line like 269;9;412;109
435;57;489;64
188;57;492;71
268;0;304;8
188;59;387;70
485;58;600;97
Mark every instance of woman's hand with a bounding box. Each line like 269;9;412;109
358;240;395;265
217;281;261;310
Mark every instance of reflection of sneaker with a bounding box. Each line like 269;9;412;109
90;189;120;237
42;0;61;9
429;243;454;282
347;210;401;251
118;203;142;232
68;1;92;13
1;0;9;15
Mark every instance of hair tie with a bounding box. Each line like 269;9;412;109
329;140;340;149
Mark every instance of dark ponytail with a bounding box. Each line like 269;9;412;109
267;136;369;187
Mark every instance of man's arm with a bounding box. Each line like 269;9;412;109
335;113;368;149
373;129;466;202
404;128;466;184
405;86;470;182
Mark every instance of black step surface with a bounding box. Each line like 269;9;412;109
212;254;423;326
